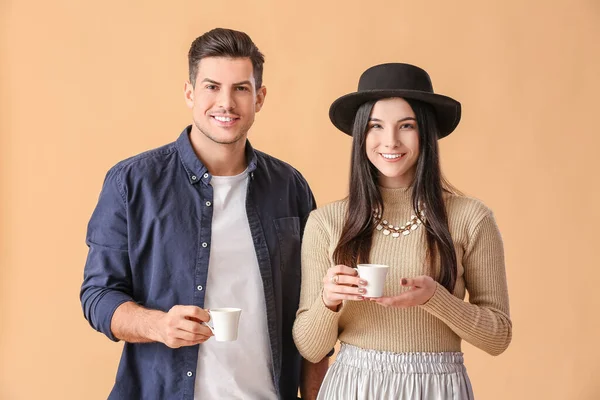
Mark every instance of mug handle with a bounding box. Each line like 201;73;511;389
201;310;215;334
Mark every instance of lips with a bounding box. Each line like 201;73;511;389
379;153;406;162
210;114;240;127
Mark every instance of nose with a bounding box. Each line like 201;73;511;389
381;127;400;149
217;87;236;111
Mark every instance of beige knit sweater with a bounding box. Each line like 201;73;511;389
292;186;512;363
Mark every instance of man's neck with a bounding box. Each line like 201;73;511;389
189;126;248;176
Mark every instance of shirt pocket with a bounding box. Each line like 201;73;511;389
273;217;301;276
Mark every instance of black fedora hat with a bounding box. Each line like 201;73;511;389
329;63;461;138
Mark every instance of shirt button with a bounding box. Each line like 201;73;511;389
197;285;203;291
203;173;209;179
202;242;208;248
187;371;193;377
205;201;212;207
191;175;197;181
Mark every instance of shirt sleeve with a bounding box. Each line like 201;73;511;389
420;212;512;355
80;165;134;342
292;211;341;363
294;168;317;229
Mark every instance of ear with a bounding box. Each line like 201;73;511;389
184;81;195;109
255;86;267;113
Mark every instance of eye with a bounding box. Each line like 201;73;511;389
400;122;416;130
368;123;382;130
235;86;250;91
205;84;218;90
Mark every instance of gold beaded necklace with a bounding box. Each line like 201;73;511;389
373;207;426;238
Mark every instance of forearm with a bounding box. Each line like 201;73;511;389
110;301;165;343
420;283;512;355
295;213;341;362
300;357;329;400
422;212;512;355
293;296;341;363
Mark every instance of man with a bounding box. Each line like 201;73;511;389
80;28;328;399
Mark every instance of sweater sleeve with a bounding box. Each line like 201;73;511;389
292;211;342;363
420;212;512;356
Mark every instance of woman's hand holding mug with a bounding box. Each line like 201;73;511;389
322;265;367;311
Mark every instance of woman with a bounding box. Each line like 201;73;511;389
292;63;511;399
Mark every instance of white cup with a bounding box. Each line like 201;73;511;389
357;264;390;297
204;308;242;342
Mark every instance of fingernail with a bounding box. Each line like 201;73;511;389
401;278;408;285
357;296;364;300
358;288;366;294
359;280;367;285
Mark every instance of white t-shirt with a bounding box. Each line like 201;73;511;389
194;169;277;400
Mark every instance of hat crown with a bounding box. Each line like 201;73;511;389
357;63;433;93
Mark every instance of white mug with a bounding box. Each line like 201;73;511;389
204;308;242;342
357;264;390;297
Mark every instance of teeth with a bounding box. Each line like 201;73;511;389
381;153;402;159
214;116;234;122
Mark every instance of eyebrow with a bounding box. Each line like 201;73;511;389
232;80;252;86
368;117;417;123
200;78;252;87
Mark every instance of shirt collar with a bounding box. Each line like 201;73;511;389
176;125;258;184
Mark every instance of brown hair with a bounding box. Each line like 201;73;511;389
188;28;265;89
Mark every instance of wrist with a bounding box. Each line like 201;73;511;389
421;282;439;306
144;309;166;343
321;291;341;312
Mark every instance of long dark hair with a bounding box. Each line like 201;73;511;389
332;99;459;292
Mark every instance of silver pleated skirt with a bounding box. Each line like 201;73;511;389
317;343;474;400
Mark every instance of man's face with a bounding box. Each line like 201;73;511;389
185;57;266;145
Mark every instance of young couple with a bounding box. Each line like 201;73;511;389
81;27;511;400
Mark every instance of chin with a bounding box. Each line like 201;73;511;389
380;171;412;183
201;128;243;143
218;134;246;144
380;169;407;178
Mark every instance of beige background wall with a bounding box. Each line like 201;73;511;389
1;0;599;399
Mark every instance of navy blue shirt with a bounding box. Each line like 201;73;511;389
80;126;316;399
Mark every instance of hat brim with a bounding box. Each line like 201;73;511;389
329;89;461;138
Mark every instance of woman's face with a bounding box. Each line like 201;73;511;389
365;97;420;188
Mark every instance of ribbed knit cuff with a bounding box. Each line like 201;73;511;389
311;293;343;326
293;293;342;363
420;282;459;317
